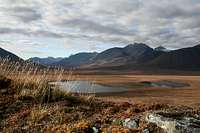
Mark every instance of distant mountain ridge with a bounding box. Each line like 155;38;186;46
28;57;64;65
28;52;98;68
1;43;200;71
52;52;98;68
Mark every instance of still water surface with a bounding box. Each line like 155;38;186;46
50;80;128;93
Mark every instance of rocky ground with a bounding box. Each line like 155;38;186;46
1;75;200;133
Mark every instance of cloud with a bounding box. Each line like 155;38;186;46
57;18;136;36
1;6;42;23
0;0;42;26
0;27;63;38
0;0;200;54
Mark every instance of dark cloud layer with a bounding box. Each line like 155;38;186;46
0;0;200;49
3;6;42;22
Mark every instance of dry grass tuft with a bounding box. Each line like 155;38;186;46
0;59;95;132
0;59;81;103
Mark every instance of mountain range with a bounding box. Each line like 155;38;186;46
85;43;164;68
1;43;200;71
28;57;64;65
52;52;98;68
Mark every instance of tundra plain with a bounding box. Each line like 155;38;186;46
65;74;200;106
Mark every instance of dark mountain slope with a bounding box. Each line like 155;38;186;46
123;43;153;58
0;47;23;62
94;47;127;61
89;48;129;67
155;46;170;52
88;43;163;67
123;43;164;63
148;45;200;70
54;52;98;68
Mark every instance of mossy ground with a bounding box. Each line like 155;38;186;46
1;75;200;133
0;75;171;132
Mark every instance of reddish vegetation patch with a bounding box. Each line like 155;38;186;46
1;75;200;132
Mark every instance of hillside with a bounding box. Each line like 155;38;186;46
148;44;200;70
28;57;64;65
0;47;23;62
83;44;200;71
54;52;98;68
85;43;164;68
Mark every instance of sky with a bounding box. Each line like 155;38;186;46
0;0;200;59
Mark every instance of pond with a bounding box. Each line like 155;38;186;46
141;80;190;88
50;80;128;94
49;80;190;94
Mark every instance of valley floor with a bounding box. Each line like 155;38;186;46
1;74;200;132
73;74;200;106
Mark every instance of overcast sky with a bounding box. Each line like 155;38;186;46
0;0;200;59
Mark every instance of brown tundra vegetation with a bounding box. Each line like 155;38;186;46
1;59;200;133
